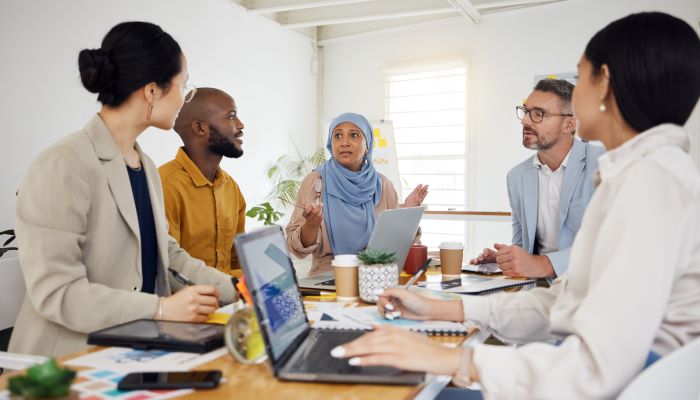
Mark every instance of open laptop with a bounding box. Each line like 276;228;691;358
297;207;424;290
234;225;425;384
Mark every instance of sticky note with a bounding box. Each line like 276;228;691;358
206;313;231;325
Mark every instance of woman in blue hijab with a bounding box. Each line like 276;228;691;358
286;113;428;276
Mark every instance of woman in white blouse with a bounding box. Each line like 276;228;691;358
331;12;700;400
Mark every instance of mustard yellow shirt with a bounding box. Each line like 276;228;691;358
159;148;246;275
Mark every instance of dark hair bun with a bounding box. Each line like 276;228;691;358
78;48;115;100
79;22;182;107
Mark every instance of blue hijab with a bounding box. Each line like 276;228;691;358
315;113;383;255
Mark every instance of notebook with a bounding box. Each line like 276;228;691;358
312;307;469;336
418;275;535;295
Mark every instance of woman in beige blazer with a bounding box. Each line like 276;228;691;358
9;22;237;358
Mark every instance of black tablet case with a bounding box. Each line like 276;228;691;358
87;319;225;353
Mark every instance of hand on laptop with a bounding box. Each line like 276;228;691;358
330;325;461;376
469;247;497;265
493;243;555;278
377;288;464;322
161;285;220;322
403;184;429;207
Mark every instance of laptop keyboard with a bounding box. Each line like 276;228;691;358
289;330;362;374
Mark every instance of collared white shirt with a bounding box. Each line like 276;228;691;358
533;147;572;255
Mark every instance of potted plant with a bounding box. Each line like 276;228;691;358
245;202;283;226
246;145;325;226
357;248;399;303
8;358;76;398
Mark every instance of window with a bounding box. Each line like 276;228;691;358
385;66;468;209
385;65;470;250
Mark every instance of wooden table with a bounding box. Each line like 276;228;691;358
0;269;480;399
0;345;445;400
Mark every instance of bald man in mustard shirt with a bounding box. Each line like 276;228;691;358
159;88;246;275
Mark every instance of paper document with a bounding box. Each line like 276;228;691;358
304;300;357;323
75;369;192;399
65;346;228;373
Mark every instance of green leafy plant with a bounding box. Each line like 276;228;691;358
267;146;326;208
245;202;283;226
0;229;17;258
246;142;325;226
8;358;76;398
358;248;397;265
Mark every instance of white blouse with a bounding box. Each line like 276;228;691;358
462;124;700;399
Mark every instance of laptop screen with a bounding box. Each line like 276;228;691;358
236;227;308;362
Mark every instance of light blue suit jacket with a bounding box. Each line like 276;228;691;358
506;139;605;277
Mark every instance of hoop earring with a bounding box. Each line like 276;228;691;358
146;103;154;120
598;103;606;112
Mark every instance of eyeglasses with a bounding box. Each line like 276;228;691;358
183;84;197;103
516;105;572;123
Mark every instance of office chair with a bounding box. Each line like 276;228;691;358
617;337;700;400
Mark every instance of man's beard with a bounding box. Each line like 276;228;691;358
522;128;556;151
209;126;243;158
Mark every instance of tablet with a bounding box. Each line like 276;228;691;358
87;319;225;353
461;262;502;275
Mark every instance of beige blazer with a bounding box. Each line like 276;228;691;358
9;115;237;357
285;171;399;276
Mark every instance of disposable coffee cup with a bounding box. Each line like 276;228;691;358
439;241;464;277
332;254;359;301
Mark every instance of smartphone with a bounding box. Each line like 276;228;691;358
117;370;222;390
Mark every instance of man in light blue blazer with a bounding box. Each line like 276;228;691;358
472;79;604;278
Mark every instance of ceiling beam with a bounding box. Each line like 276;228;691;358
279;0;456;29
446;0;480;24
246;0;377;14
475;0;562;10
318;14;460;44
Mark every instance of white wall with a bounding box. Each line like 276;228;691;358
0;0;318;231
322;0;700;215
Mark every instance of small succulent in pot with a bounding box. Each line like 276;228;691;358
357;248;399;303
8;358;76;398
357;248;397;265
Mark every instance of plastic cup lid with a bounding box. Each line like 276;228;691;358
332;254;359;267
439;241;464;250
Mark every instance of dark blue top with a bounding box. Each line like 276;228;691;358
127;166;158;294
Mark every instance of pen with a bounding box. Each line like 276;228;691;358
299;289;323;296
278;197;320;218
168;267;195;286
277;197;305;210
402;257;432;289
236;276;253;305
383;258;432;320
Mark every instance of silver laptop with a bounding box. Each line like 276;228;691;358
297;207;424;290
235;225;425;384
